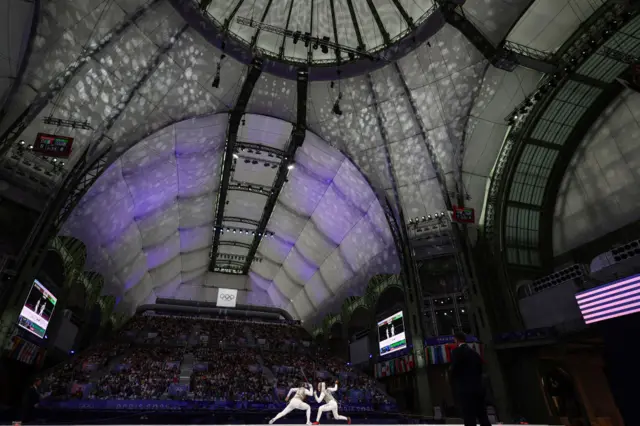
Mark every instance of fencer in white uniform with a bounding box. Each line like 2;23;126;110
269;382;313;425
313;381;350;425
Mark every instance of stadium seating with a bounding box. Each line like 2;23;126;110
40;314;395;412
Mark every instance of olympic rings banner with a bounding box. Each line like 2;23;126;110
39;399;393;412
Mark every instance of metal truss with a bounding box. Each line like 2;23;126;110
242;68;309;274
0;0;163;158
235;141;286;158
228;182;272;196
209;57;264;272
222;216;260;227
219;241;252;250
42;116;93;130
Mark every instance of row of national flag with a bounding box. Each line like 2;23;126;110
425;342;483;365
374;354;415;378
374;343;485;378
5;334;46;366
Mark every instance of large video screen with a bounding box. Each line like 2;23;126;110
576;273;640;325
377;310;406;356
18;279;57;338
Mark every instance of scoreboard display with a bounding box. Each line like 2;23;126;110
452;206;475;224
32;133;74;158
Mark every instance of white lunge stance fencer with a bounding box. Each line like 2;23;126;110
269;382;313;425
313;381;351;425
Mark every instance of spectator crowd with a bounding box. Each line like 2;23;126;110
41;314;394;408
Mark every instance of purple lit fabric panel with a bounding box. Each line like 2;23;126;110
251;258;281;280
278;168;329;217
294;223;337;267
319;249;355;293
312;185;362;244
576;274;640;324
304;274;332;308
257;236;293;265
283;248;317;284
264;204;307;243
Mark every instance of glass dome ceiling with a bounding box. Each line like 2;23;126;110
198;0;435;64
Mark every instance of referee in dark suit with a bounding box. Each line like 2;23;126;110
449;332;491;426
21;377;43;424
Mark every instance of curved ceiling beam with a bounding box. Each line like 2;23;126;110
492;1;639;270
168;0;445;80
243;68;308;273
0;0;163;159
209;57;264;272
539;78;626;265
249;0;275;49
364;0;391;45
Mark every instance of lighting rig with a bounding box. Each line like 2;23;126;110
14;140;66;174
214;225;275;238
236;16;373;61
217;253;263;263
42;116;93;130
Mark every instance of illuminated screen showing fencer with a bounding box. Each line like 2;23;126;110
17;279;57;339
377;310;406;356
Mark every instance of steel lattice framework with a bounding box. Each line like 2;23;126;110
485;0;640;270
242;68;308;273
208;57;264;272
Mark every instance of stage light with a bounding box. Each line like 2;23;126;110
233;153;238;159
293;31;300;44
19;140;24;145
287;164;294;170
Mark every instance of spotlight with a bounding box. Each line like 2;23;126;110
287;164;294;170
233;153;238;159
304;32;311;47
19;140;24;145
293;31;301;44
